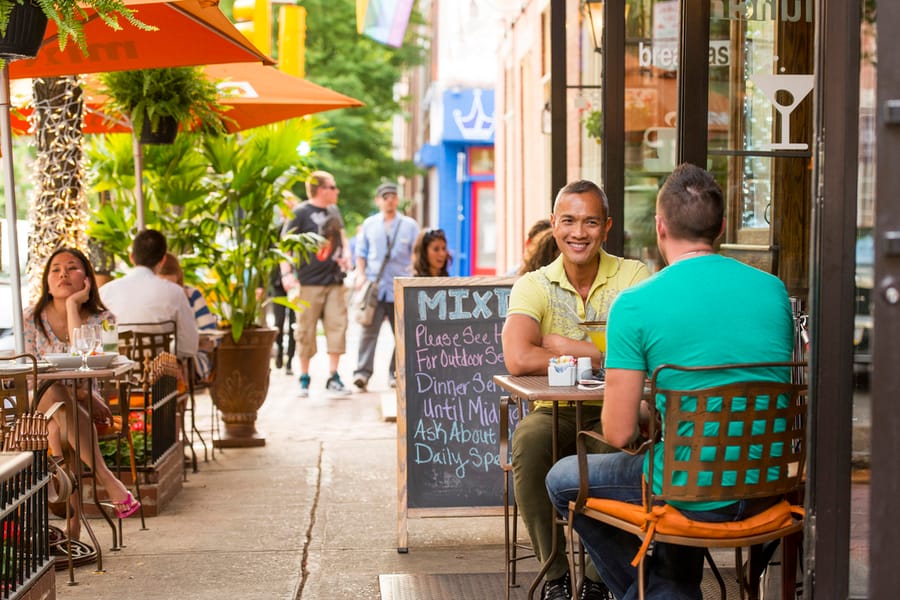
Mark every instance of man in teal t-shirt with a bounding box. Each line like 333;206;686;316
546;164;794;600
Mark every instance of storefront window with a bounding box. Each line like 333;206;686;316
709;3;814;293
577;7;603;184
621;0;675;269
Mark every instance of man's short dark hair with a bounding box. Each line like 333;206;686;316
132;229;168;268
553;180;610;220
657;163;724;244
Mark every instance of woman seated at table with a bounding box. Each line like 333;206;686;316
23;247;141;538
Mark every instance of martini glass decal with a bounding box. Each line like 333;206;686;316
752;73;814;150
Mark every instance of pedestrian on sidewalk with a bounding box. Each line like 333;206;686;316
270;192;299;375
351;182;419;391
412;227;451;277
281;171;352;397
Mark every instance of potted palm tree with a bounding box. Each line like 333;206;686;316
98;66;226;144
85;121;320;446
183;120;320;446
0;0;149;60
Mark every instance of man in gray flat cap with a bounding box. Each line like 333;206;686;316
351;181;419;391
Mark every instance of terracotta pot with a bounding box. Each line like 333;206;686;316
139;114;178;145
0;0;49;60
210;327;277;448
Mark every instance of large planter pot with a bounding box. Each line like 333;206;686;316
0;0;49;60
139;114;178;144
211;327;278;448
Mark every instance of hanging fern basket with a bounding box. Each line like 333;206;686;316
0;0;49;60
139;114;178;145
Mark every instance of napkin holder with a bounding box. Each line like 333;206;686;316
547;364;576;386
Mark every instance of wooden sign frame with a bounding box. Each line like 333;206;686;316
393;276;519;551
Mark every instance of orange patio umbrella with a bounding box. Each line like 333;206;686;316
204;62;365;132
0;0;273;352
8;0;273;79
10;62;364;135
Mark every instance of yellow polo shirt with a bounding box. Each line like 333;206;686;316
507;250;650;409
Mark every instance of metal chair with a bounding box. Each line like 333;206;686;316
567;362;808;600
115;321;182;507
95;369;148;538
499;395;536;599
118;320;195;479
0;354;57;587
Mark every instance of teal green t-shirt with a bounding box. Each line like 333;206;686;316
606;254;794;510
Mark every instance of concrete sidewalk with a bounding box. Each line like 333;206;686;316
52;321;871;599
53;322;512;600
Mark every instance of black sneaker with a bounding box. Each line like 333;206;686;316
542;573;571;600
326;373;352;396
580;578;614;600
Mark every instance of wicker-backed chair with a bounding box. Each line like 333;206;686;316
117;320;194;477
567;362;807;600
0;354;63;578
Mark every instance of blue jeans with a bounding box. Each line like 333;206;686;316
546;452;778;600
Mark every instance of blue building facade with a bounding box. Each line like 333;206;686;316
416;88;496;276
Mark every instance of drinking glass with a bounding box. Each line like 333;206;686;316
71;326;95;371
86;323;104;355
100;322;119;353
581;320;607;375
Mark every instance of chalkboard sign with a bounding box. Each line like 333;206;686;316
394;276;521;550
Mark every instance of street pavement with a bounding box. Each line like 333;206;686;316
53;321;512;600
51;320;871;599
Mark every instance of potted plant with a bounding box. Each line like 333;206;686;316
0;0;149;60
86;121;320;446
98;66;226;144
583;108;602;143
185;120;320;446
86;133;214;269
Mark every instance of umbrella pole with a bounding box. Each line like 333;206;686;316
0;64;26;353
132;133;145;230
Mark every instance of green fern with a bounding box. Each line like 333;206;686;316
99;66;226;135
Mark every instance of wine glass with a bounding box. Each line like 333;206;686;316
581;320;607;377
71;326;95;371
85;323;103;356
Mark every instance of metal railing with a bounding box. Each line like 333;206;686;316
0;450;52;599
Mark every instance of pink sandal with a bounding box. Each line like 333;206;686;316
113;492;141;519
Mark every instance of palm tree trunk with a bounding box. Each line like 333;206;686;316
27;76;86;291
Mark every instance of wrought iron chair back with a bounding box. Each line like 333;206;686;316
568;361;808;600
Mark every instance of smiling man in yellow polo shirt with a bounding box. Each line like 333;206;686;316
501;179;650;600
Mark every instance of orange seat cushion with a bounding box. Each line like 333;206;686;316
582;498;804;566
